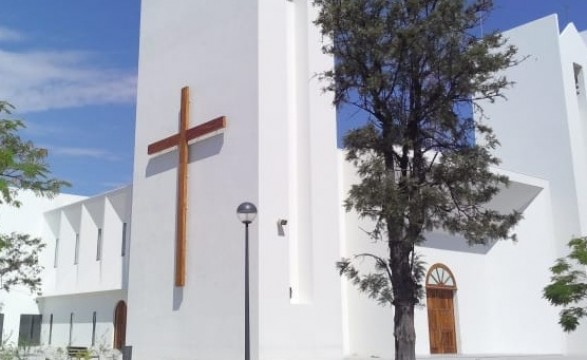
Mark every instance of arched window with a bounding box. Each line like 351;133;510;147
426;263;457;289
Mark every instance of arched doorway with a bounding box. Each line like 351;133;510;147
426;263;457;354
113;301;127;350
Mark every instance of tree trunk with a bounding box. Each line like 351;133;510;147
394;303;416;360
389;237;418;360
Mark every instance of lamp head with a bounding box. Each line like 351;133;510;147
237;202;257;224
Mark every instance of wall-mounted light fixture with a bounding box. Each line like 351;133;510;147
277;219;288;236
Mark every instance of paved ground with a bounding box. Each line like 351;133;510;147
422;357;584;360
418;355;587;360
351;356;586;360
417;356;586;360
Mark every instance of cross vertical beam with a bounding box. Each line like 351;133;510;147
176;86;189;287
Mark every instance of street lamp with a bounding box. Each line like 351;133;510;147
236;202;257;360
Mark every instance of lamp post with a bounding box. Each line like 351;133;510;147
236;202;257;360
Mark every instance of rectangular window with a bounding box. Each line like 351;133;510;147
121;223;127;256
48;314;53;345
18;314;41;346
96;228;103;261
54;238;59;268
74;233;80;265
0;314;4;345
91;311;97;346
574;63;583;95
573;63;587;149
68;313;73;346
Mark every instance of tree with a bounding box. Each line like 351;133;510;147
0;101;68;294
0;233;45;293
313;1;520;359
544;237;587;332
0;101;66;206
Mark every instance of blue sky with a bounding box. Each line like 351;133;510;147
0;2;139;196
338;0;587;145
0;1;585;196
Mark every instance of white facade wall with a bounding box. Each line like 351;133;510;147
560;25;587;243
38;290;126;348
128;1;259;359
342;159;563;358
0;187;131;348
257;1;343;359
339;13;587;360
557;21;587;357
128;1;342;359
125;5;587;359
36;187;132;349
0;190;84;345
41;186;131;297
2;8;587;360
482;15;587;355
482;15;580;256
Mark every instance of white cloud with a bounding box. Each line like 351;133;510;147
0;49;136;112
20;121;73;137
0;26;24;42
48;146;121;161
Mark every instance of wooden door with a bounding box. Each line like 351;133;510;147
427;287;457;353
426;263;458;354
113;301;127;349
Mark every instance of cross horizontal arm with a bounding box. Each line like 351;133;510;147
147;116;227;155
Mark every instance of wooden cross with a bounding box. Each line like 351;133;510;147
147;86;226;287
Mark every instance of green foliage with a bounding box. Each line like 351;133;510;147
0;233;46;293
314;0;519;247
0;101;68;295
0;341;35;360
0;345;119;360
337;253;426;306
544;237;587;332
0;101;68;207
314;0;519;357
69;348;92;360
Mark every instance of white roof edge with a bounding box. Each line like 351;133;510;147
561;21;579;36
503;13;559;34
43;184;133;214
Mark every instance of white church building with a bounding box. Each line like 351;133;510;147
1;2;587;359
